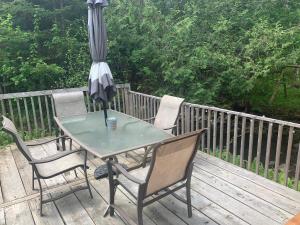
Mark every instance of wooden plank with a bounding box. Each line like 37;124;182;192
219;112;224;158
30;97;38;130
23;98;31;132
0;208;4;225
195;107;199;130
5;201;35;225
16;99;24;132
75;186;125;225
0;84;129;100
212;111;217;156
175;187;248;225
0;148;26;202
0;99;6;116
240;117;246;167
117;88;121;113
264;123;273;178
38;96;45;132
54;192;96;225
285;126;294;186
201;108;205;151
193;166;292;224
197;152;300;204
29;195;65;225
8;99;15;125
191;106;195;131
195;155;300;213
274;124;283;182
256;120;264;174
207;110;211;154
44;96;52;133
233;115;238;164
190;176;278;225
0;182;3;204
295;142;300;190
226;114;231;161
247;119;255;170
155;193;218;225
185;105;190;133
180;105;184;135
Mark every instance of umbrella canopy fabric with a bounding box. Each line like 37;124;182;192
87;0;116;103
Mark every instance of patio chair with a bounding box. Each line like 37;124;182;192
106;129;205;225
128;95;184;165
144;95;184;134
1;116;93;216
52;91;87;151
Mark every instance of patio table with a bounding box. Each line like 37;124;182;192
54;109;172;159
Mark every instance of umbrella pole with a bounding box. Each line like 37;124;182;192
103;100;108;127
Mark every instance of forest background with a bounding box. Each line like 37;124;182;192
1;0;300;121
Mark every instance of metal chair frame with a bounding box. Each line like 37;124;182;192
1;116;93;216
105;129;205;225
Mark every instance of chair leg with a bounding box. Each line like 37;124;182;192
55;129;59;151
137;200;144;225
84;167;93;199
37;177;43;216
69;139;73;150
74;169;78;178
186;182;192;218
32;168;35;190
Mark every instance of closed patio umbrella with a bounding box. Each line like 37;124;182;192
87;0;116;126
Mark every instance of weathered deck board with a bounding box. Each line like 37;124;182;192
197;151;300;203
28;196;65;225
193;166;293;223
54;189;96;225
0;208;4;225
75;187;125;225
0;148;26;202
195;157;300;215
5;202;35;225
0;139;299;225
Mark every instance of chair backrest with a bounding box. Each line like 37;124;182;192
154;95;184;134
145;129;203;196
52;91;87;117
1;116;33;162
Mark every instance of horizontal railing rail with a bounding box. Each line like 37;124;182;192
1;85;299;192
0;84;131;138
127;90;300;191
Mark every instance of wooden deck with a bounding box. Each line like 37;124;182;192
0;138;300;225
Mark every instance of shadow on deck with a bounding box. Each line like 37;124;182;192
0;138;299;225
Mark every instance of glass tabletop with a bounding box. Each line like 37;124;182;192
55;110;172;159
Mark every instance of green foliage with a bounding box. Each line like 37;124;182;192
0;0;300;115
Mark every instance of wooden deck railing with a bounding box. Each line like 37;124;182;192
0;84;131;137
127;90;300;191
1;84;300;191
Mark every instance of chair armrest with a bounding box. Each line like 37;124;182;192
143;117;156;122
111;162;144;185
29;149;84;165
27;136;70;147
163;125;177;130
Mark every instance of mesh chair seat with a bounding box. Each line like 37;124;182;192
35;151;84;177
